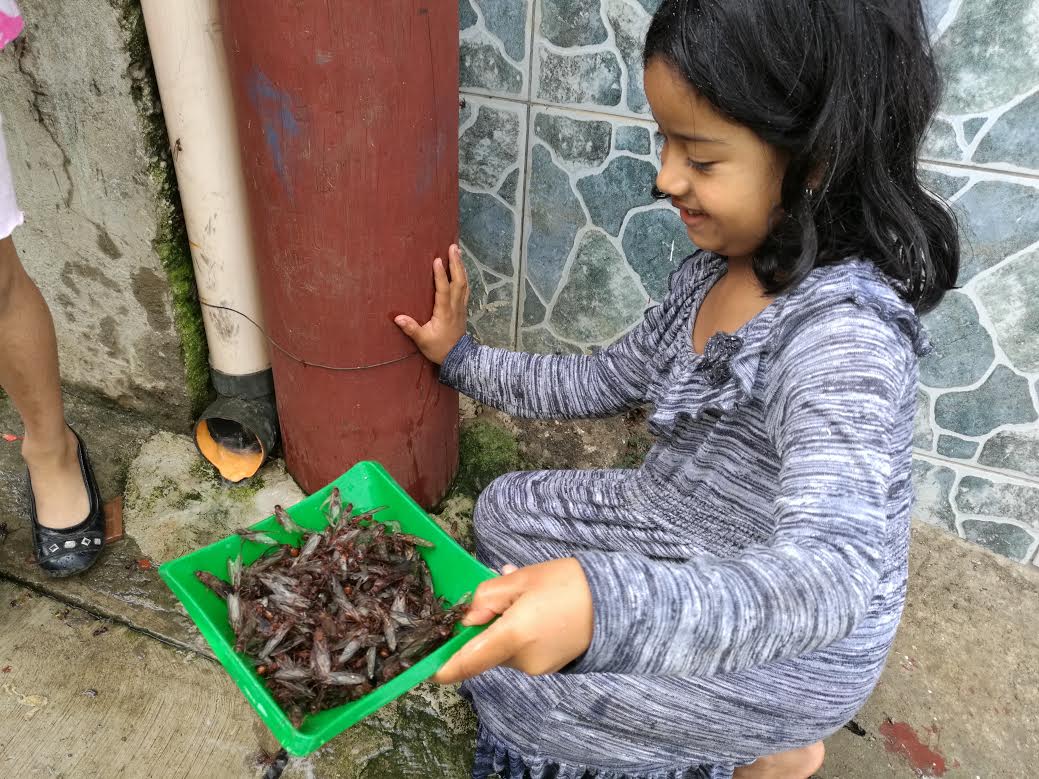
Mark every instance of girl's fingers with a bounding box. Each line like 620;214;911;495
448;245;468;306
433;619;516;684
448;244;464;276
462;604;500;626
461;573;525;626
433;256;450;311
394;315;423;340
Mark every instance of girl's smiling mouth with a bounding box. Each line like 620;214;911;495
673;199;708;227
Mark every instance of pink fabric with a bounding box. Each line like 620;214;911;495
0;1;25;238
1;112;24;240
0;0;23;50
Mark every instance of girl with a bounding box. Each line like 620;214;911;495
396;0;958;776
2;0;106;576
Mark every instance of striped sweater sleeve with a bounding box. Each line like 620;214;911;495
570;302;909;676
439;285;680;421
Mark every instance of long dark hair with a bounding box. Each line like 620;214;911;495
645;0;959;312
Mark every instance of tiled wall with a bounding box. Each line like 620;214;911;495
911;0;1039;565
457;0;1039;565
458;0;687;351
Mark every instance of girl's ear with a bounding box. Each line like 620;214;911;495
805;157;830;193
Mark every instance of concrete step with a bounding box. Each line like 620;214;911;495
0;580;265;777
2;414;1036;777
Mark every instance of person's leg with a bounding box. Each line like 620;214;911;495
733;743;824;779
466;470;883;778
0;235;89;528
471;468;708;571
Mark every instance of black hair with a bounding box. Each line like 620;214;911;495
645;0;959;312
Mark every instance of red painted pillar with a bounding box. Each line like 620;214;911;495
220;2;459;506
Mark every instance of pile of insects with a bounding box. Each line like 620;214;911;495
195;488;467;725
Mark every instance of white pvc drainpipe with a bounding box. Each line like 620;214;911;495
141;0;278;481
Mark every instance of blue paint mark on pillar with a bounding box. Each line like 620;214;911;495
248;69;301;197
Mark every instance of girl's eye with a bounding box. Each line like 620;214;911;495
653;131;713;171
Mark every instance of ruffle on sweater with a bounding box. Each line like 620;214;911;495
647;254;929;434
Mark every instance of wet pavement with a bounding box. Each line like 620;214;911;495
0;396;480;777
0;581;260;777
1;396;1036;777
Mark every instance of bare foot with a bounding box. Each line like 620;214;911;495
734;742;824;779
23;427;90;529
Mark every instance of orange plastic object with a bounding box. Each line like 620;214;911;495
220;2;460;506
195;419;266;484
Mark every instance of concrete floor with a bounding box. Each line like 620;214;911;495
0;581;261;777
820;522;1038;778
1;398;1036;778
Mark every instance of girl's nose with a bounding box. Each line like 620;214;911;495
654;146;690;199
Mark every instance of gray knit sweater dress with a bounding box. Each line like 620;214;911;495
439;251;929;779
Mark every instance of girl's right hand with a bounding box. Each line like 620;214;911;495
395;244;469;365
431;558;595;684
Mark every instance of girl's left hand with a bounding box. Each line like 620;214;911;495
394;244;469;365
433;558;594;684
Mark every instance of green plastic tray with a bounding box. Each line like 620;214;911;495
159;461;496;756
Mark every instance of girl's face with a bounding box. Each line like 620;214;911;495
645;58;787;263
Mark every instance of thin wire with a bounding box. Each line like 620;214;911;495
199;300;420;372
195;12;443;376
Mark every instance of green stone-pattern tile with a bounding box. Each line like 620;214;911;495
920;0;1039;559
920;291;994;389
532;0;657;115
937;435;979;460
460;0;531;97
457;96;526;348
912;459;957;532
520;108;678;348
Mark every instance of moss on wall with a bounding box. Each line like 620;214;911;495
114;0;211;418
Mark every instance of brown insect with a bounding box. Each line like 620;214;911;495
193;502;469;727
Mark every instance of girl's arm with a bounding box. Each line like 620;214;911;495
434;302;909;682
397;245;679;420
437;329;661;419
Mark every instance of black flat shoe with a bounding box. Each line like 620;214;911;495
27;427;105;578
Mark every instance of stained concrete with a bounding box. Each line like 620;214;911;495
0;412;480;777
123;431;305;565
0;581;265;777
0;0;194;426
0;577;478;777
819;522;1039;778
1;407;1037;777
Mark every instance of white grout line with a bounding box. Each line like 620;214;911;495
914;450;1039;488
919;158;1039;183
961;85;1039;160
965;237;1039;288
929;0;965;42
461;12;528;98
